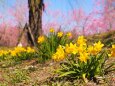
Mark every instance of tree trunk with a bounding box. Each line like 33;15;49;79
28;0;43;46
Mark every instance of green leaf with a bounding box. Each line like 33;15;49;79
59;71;76;77
73;63;79;67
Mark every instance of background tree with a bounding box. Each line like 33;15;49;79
28;0;44;46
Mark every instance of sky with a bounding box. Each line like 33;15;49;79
46;0;94;13
0;0;94;12
0;0;96;25
43;0;95;23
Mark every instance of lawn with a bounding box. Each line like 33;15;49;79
0;30;115;86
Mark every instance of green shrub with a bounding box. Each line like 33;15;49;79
37;29;72;62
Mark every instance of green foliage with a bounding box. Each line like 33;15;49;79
12;52;36;61
0;47;36;62
0;60;21;68
56;51;115;82
8;69;30;84
37;31;72;62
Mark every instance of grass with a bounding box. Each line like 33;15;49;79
0;30;115;85
0;57;114;85
86;30;115;47
0;56;114;85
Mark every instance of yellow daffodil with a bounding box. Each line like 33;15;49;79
66;32;72;38
110;44;115;57
52;45;65;61
14;46;26;53
79;52;89;63
65;43;78;55
10;46;26;56
0;50;3;56
50;28;55;33
10;46;35;57
77;36;87;46
0;50;4;56
37;36;45;43
94;41;104;53
77;45;87;53
0;50;9;56
10;51;17;56
87;45;97;55
57;32;63;37
26;47;35;53
87;41;104;55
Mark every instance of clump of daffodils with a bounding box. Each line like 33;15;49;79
10;46;35;57
52;36;104;62
0;50;10;57
0;46;35;59
51;35;114;81
10;46;26;56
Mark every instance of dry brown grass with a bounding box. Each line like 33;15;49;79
86;30;115;47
